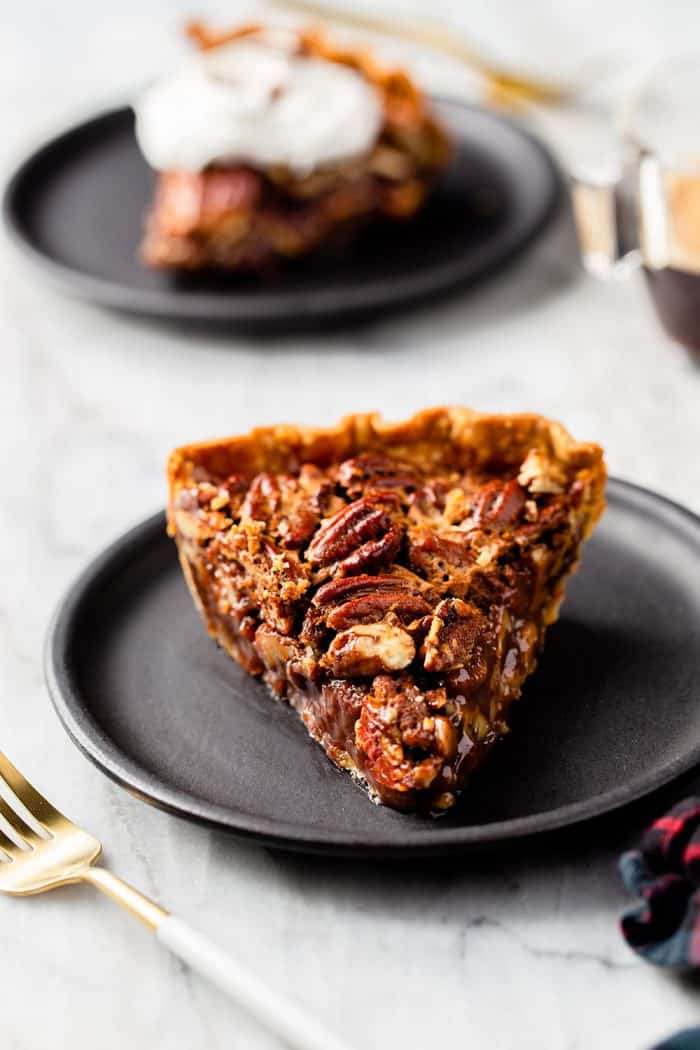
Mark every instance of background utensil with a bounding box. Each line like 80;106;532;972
0;749;356;1050
269;0;618;107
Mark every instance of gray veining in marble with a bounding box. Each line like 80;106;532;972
2;3;700;1048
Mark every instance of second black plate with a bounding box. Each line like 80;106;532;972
4;99;560;328
45;480;700;857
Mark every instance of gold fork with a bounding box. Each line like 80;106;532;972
0;749;355;1050
270;0;570;106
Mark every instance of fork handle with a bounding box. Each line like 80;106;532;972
157;916;357;1050
84;867;356;1050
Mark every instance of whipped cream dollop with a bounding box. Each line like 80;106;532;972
134;36;384;175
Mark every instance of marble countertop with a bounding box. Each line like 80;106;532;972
2;3;700;1049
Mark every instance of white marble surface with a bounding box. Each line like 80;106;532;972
3;4;700;1049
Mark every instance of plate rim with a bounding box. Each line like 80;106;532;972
3;97;562;326
44;477;700;857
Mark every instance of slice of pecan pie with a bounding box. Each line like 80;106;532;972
136;22;450;272
167;408;606;813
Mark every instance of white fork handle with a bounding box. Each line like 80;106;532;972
157;916;356;1050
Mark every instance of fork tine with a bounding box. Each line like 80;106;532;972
0;792;43;847
0;751;63;829
0;824;19;859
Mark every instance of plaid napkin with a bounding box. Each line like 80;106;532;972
650;1030;700;1050
619;797;700;968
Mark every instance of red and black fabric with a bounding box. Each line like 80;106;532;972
620;797;700;968
649;1029;700;1050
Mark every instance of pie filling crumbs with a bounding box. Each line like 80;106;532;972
167;410;606;814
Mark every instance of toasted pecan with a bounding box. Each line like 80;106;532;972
306;495;402;577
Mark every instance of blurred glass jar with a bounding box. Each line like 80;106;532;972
571;57;700;352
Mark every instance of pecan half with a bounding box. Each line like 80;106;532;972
314;573;411;607
355;677;450;794
306;496;402;577
423;597;491;675
470;479;526;529
336;453;420;497
313;572;432;629
409;479;448;518
277;505;319;550
238;468;334;550
217;473;250;510
322;623;415;677
240;472;281;522
326;592;431;631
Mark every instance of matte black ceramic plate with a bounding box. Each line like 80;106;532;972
4;99;560;328
45;479;700;857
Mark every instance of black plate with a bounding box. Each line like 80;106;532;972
45;479;700;857
4;99;560;329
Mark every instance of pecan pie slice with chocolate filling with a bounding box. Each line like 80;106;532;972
167;408;606;814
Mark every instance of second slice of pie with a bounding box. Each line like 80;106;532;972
167;408;606;813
